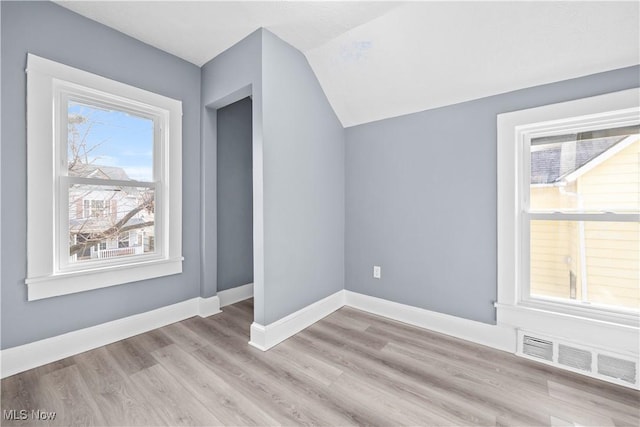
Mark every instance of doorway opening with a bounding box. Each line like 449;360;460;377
215;96;254;338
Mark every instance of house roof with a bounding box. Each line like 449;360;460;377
531;135;636;185
69;163;130;181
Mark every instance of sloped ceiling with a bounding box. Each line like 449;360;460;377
55;1;640;127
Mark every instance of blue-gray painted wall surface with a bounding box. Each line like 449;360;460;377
345;65;640;324
200;29;263;319
0;1;201;349
217;97;254;291
201;29;345;325
261;31;345;324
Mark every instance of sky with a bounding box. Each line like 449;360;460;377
68;101;154;182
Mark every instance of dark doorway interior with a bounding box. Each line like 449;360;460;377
216;97;254;292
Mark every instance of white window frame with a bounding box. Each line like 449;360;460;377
57;86;164;274
497;88;640;333
26;54;183;301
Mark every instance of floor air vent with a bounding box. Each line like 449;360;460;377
517;330;638;390
522;335;553;361
598;354;637;384
558;344;591;372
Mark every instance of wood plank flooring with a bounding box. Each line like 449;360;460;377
2;299;639;426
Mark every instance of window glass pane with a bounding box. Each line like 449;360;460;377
530;220;639;311
530;125;640;212
67;100;154;182
69;183;155;263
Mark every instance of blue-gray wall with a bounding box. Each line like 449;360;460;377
200;29;263;319
345;65;640;324
217;97;254;291
0;1;202;349
202;30;345;325
261;31;345;324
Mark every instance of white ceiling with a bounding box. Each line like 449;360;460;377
54;1;404;65
55;1;640;127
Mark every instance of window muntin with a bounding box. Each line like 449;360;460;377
522;119;639;315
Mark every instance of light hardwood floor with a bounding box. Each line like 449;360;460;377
2;298;639;426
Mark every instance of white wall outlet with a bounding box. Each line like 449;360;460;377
373;265;381;279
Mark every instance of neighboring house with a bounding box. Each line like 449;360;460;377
530;133;640;310
68;164;154;262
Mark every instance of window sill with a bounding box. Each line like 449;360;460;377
26;257;183;301
495;302;639;355
496;301;639;328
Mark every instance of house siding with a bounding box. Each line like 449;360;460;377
581;140;639;309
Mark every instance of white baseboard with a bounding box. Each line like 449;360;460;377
198;295;222;317
249;290;345;351
0;295;220;379
344;291;516;353
248;323;268;351
1;289;517;378
218;283;253;307
248;290;514;353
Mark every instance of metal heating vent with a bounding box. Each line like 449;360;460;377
558;344;592;372
522;335;553;361
598;354;637;384
517;330;639;389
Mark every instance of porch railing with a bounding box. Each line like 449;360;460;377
91;245;144;259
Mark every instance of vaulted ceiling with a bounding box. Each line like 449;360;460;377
55;1;640;127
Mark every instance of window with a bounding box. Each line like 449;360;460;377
527;126;639;311
26;54;182;300
497;88;640;327
82;200;111;219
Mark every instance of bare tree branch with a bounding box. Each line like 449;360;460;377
69;220;154;256
69;195;154;256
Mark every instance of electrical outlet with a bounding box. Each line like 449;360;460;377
373;265;381;279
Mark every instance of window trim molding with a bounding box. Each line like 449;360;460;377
25;54;183;300
497;88;640;330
